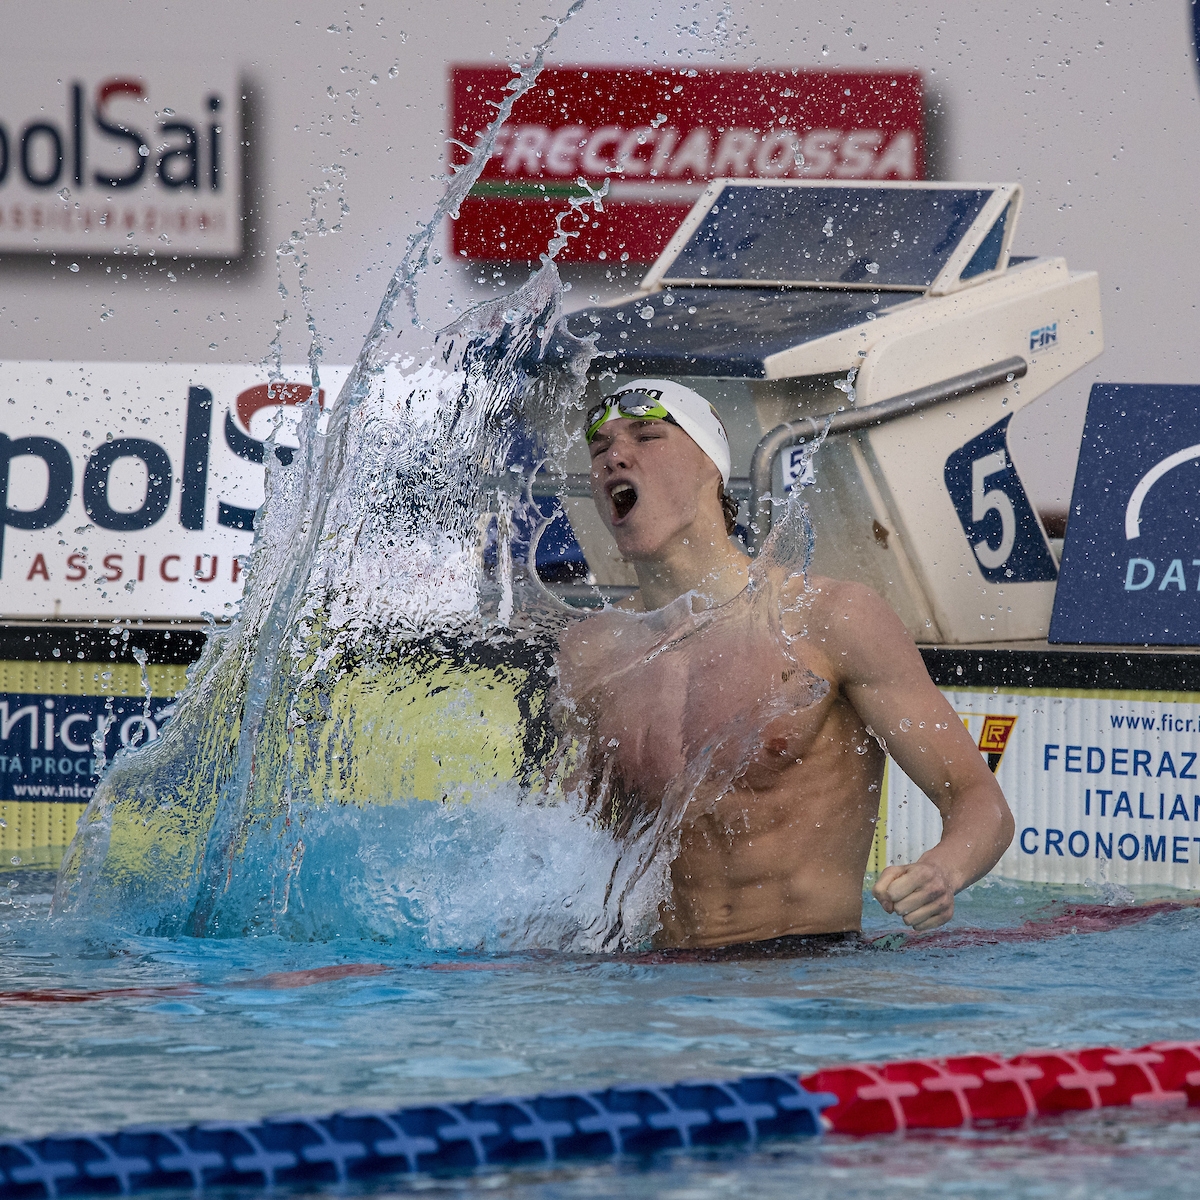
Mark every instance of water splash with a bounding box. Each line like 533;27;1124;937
53;345;822;950
52;0;825;953
52;252;601;944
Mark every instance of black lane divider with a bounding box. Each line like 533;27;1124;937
0;1075;833;1196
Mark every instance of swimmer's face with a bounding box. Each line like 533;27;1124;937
587;416;722;560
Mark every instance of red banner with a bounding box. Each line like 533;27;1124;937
449;65;924;264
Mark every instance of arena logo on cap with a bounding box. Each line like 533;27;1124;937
0;62;241;255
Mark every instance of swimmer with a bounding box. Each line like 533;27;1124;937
557;379;1015;949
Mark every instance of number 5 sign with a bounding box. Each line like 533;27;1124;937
943;415;1057;584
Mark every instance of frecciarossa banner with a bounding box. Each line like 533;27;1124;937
0;362;348;619
450;65;924;263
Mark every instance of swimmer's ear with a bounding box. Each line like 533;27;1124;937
716;480;738;536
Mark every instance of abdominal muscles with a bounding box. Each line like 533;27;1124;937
659;700;885;947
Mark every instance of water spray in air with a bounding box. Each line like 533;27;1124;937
52;0;821;954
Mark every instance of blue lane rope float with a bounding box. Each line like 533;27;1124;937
0;1075;832;1197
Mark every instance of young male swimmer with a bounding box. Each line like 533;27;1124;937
557;378;1015;952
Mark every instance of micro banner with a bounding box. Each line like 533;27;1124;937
449;66;924;263
1051;384;1200;645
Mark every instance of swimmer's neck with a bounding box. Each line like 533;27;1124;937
626;532;751;612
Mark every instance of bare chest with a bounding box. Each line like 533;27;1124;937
575;602;830;801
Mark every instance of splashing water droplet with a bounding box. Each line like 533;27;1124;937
53;0;822;958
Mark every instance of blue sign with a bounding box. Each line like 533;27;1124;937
0;692;174;802
1194;0;1200;86
1050;384;1200;645
944;415;1058;584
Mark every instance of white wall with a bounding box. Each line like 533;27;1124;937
2;1;1197;509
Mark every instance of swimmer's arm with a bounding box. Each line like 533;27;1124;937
551;620;606;797
823;583;1015;931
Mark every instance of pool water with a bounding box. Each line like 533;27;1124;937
5;867;1200;1197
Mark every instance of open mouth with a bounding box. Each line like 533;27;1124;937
610;482;638;520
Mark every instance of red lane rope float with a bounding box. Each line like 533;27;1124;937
867;899;1200;951
800;1041;1200;1134
0;964;392;1005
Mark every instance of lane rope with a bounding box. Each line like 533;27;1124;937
5;1040;1200;1194
0;1075;828;1196
803;1039;1200;1134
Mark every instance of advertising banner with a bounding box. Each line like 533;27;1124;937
885;686;1200;890
1051;384;1200;645
0;362;349;619
0;658;189;862
0;661;185;803
0;62;241;256
450;66;924;263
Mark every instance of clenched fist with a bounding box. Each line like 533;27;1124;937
873;860;956;932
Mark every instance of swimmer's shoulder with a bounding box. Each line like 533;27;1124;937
780;572;876;624
557;603;636;675
782;575;915;679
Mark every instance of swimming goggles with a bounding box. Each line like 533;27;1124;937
585;390;679;443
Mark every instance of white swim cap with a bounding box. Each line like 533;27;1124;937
590;378;731;485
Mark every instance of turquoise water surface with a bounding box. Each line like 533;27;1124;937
5;867;1200;1198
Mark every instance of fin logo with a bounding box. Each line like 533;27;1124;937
1029;323;1057;352
943;416;1058;584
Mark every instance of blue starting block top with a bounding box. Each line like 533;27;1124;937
0;1074;832;1196
562;181;1020;380
565;286;913;379
657;184;996;289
